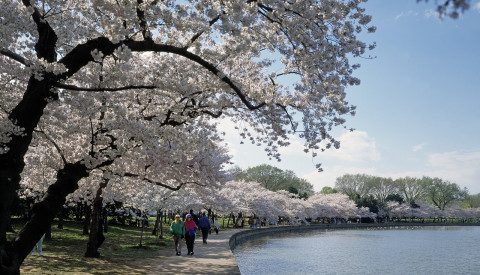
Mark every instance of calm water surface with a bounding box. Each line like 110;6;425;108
233;226;480;275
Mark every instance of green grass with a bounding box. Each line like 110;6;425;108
8;219;175;275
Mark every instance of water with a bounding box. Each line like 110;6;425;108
233;226;480;275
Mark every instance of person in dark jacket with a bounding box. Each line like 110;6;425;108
198;213;211;244
189;209;199;225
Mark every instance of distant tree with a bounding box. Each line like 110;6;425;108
355;195;379;214
422;177;468;210
334;174;373;199
227;166;244;180
320;186;338;194
460;193;480;209
396;177;427;205
238;164;314;197
369;176;398;203
385;194;405;204
240;164;286;190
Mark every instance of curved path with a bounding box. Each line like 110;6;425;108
147;229;243;275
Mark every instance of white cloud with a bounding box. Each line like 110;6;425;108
278;136;306;156
412;143;427;152
395;10;419;20
427;151;480;170
322;131;381;162
425;151;480;193
222;140;238;159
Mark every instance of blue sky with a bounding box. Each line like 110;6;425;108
219;0;480;195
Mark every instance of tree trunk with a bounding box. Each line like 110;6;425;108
159;211;163;239
57;209;64;229
0;18;116;274
138;214;146;247
0;75;55;274
85;180;108;258
103;208;108;234
0;162;89;275
83;206;91;235
44;224;52;241
152;210;160;236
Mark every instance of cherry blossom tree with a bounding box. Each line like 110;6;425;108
307;193;372;220
1;1;375;272
19;104;230;257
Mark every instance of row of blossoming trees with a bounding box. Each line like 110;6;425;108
22;178;479;229
145;181;480;224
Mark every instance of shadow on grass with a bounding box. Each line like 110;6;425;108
9;219;173;274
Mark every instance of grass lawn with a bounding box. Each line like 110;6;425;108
8;219;175;275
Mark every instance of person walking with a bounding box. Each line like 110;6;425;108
198;213;211;244
31;234;44;256
29;203;44;256
184;214;198;255
213;216;220;234
170;214;185;256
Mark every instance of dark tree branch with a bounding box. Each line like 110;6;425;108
52;82;157;92
136;0;152;41
121;172;192;191
21;0;57;62
184;13;224;49
0;49;30;66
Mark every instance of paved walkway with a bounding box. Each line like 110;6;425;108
147;229;242;275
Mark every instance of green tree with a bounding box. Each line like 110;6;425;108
355;195;379;214
237;164;314;197
396;176;427;205
385;194;404;204
320;186;338;194
459;193;480;209
422;177;468;210
334;174;373;199
369;176;398;203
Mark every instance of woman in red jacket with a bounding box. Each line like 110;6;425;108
184;214;198;255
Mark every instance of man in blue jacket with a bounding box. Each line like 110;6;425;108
198;212;211;244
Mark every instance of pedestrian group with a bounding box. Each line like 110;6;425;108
169;209;213;256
